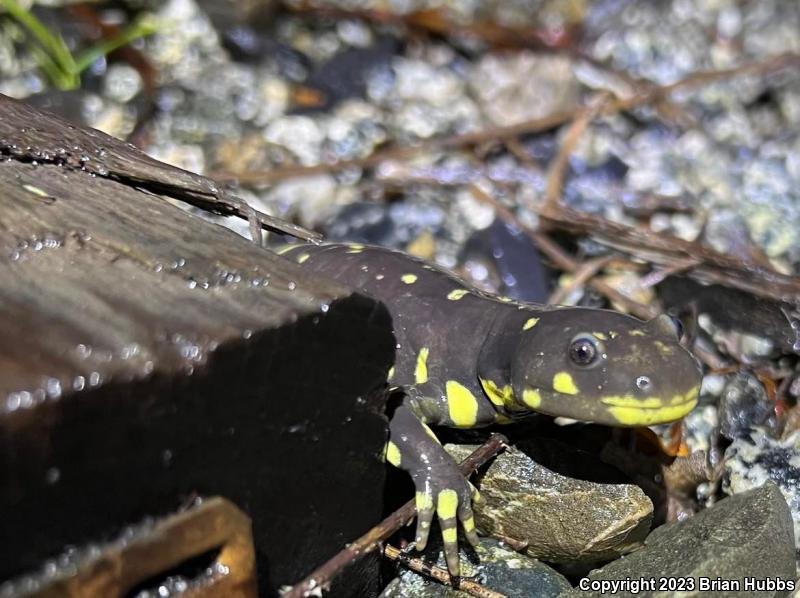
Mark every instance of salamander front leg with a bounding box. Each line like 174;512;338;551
384;403;481;576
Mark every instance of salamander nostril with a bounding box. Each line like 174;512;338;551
636;376;651;391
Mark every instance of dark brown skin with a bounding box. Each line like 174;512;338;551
278;242;703;576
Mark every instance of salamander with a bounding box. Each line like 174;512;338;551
277;242;703;576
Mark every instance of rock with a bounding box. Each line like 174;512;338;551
469;53;579;127
380;538;571;598
571;483;796;597
724;430;800;548
718;372;777;440
446;445;653;564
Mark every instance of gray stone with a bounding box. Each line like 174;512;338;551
380;538;571;598
446;445;653;564
724;430;800;548
571;483;796;597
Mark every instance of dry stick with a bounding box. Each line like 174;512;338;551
537;56;800;303
543;93;612;211
467;184;657;319
285;434;509;598
383;545;507;598
638;258;703;289
548;255;614;306
540;206;800;303
219;53;800;186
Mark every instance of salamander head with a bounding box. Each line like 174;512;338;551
509;310;703;426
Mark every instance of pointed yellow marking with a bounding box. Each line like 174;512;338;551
522;388;541;408
446;380;479;427
421;422;440;443
523;317;540;331
385;441;401;466
593;332;607;340
415;347;429;384
630;330;647;337
297;253;310;264
553;372;579;395
447;289;469;301
480;378;515;408
276;245;295;255
387;366;395;381
346;244;364;254
437;489;459;519
401;273;418;284
498;296;513;302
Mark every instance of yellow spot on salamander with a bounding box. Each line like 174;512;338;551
385;441;402;466
629;330;647;337
683;386;700;403
387;366;395;381
654;340;675;355
480;378;515;408
437;489;458;519
447;289;469;301
523;317;540;331
607;386;700;425
401;273;418;284
498;296;513;302
553;372;579;395
446;380;479;427
522;388;541;408
415;347;429;384
421;422;440;443
442;528;458;543
276;245;295;255
346;244;364;254
601;396;664;408
607;398;697;426
416;491;433;511
593;332;608;340
297;253;310;264
463;516;476;532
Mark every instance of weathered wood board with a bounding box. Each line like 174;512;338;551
0;95;395;596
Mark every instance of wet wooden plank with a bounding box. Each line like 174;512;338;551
0;93;319;241
0;99;394;596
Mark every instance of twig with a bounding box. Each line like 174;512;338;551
539;206;800;303
218;53;800;185
638;258;702;289
284;434;508;598
383;545;507;598
544;93;611;211
548;255;614;305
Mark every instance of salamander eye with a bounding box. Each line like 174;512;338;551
568;335;599;367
